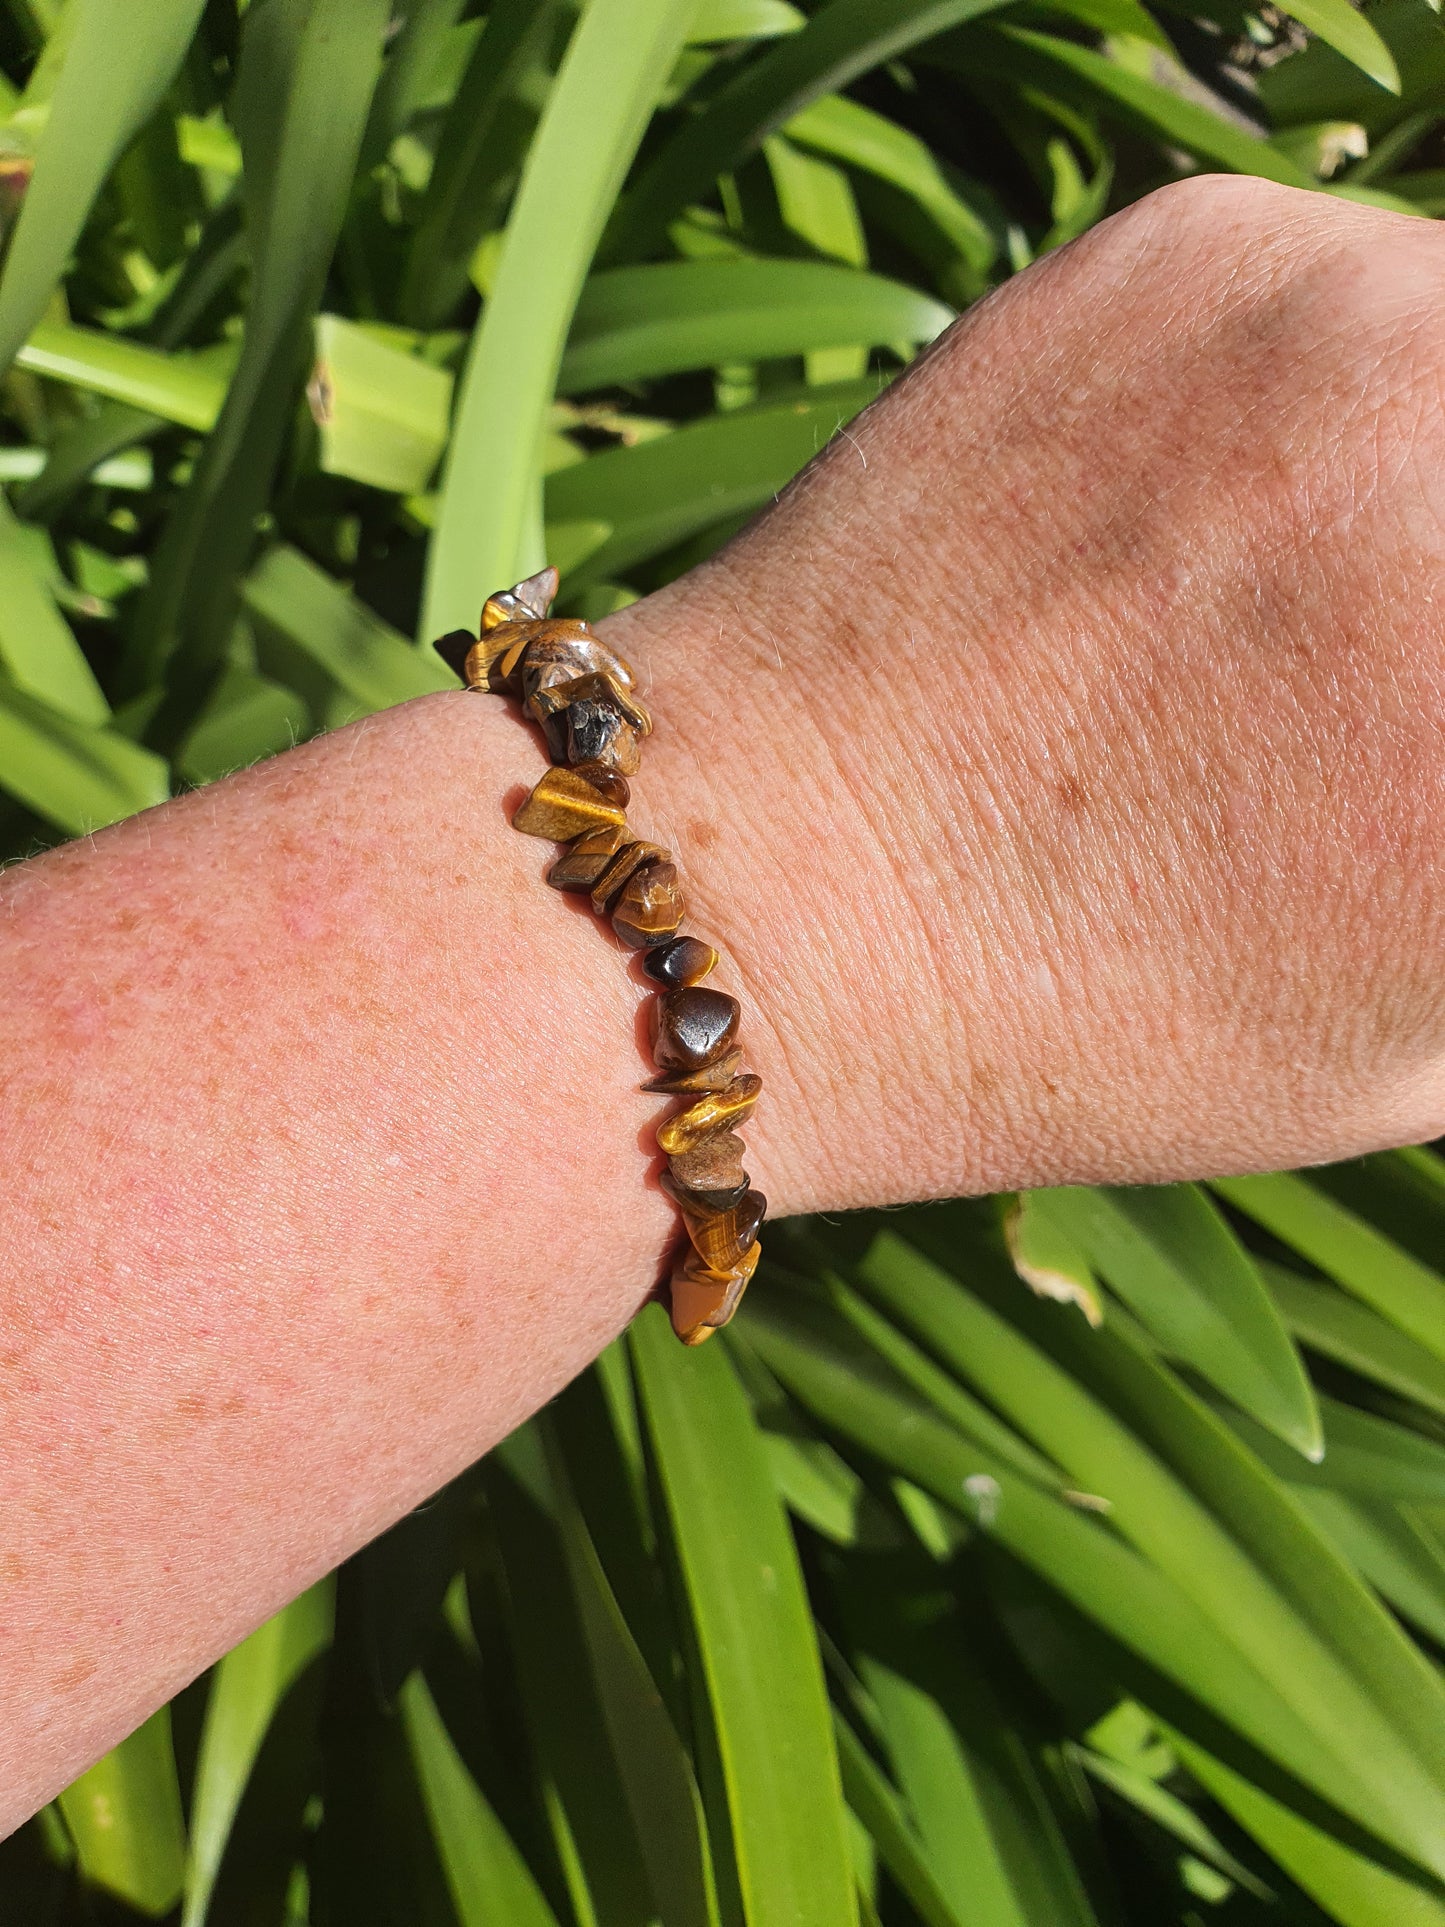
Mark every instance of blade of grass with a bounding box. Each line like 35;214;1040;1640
544;378;882;584
1261;1262;1445;1423
0;493;108;722
17;323;231;430
1031;1184;1322;1458
400;1671;562;1927
631;1301;859;1927
182;1581;333;1927
0;669;168;833
129;0;393;709
560;259;950;392
57;1709;187;1919
310;315;451;494
1213;1172;1445;1366
608;0;1018;261
421;0;700;639
857;1231;1445;1878
0;0;208;376
978;29;1316;186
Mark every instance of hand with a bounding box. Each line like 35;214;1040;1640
609;174;1445;1208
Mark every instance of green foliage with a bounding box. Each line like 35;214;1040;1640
0;1;1441;1922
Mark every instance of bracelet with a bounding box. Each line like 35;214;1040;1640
433;568;765;1347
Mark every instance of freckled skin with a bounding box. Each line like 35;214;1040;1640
5;178;1445;1827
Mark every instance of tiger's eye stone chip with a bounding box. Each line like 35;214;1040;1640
660;1168;749;1216
481;566;558;629
670;1240;762;1345
642;936;718;989
675;1187;766;1273
513;766;626;841
643;1047;743;1095
569;761;630;809
570;702;641;774
652;986;740;1071
547;823;628;892
654;1074;761;1157
667;1129;747;1194
590;840;670;914
613;861;684;949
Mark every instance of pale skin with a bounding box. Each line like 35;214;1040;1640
4;175;1445;1829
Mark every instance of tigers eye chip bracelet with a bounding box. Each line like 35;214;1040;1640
433;568;765;1346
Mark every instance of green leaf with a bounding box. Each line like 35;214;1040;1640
559;259;951;393
630;1302;858;1927
853;1233;1445;1880
183;1582;333;1927
609;0;1018;260
58;1709;187;1918
1262;1262;1445;1423
688;0;806;41
0;669;169;833
0;493;109;723
1279;0;1401;91
544;378;882;583
400;1671;562;1927
1213;1172;1445;1366
310;315;452;494
1075;1747;1270;1897
1177;1734;1445;1927
0;0;209;376
130;0;393;699
988;29;1317;186
241;544;452;718
833;1713;972;1927
763;133;869;267
1294;1490;1445;1649
744;1289;1382;1841
16;322;231;430
541;1419;722;1927
174;664;311;787
421;0;701;638
1260;0;1445;133
784;93;995;284
1031;1184;1321;1458
397;0;561;331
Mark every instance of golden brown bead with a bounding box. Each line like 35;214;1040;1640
590;840;670;914
670;1241;762;1345
529;668;650;736
547;824;628;892
512;767;627;841
654;1074;762;1157
663;1179;767;1273
660;1168;750;1215
667;1129;747;1194
642;936;718;988
613;861;684;949
642;1047;743;1095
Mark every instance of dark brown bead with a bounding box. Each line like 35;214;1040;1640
432;628;475;679
570;761;630;810
655;1074;761;1156
652;986;740;1071
643;1047;743;1095
642;936;718;989
670;1240;762;1345
590;840;669;914
547;824;628;892
667;1129;747;1194
529;668;650;735
571;702;641;774
512;766;626;841
613;861;684;949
